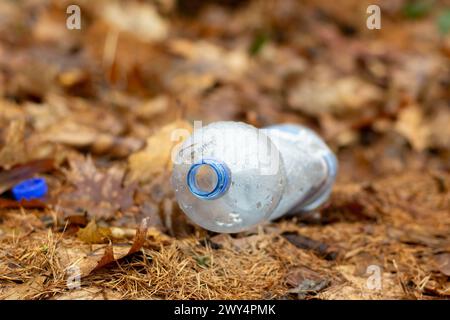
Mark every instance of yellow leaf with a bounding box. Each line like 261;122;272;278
77;220;111;244
127;120;192;183
395;105;430;152
0;119;27;169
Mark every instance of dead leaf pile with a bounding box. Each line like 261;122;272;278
0;0;449;300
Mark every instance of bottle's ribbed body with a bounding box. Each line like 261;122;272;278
263;124;338;220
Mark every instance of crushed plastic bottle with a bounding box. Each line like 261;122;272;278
172;121;337;233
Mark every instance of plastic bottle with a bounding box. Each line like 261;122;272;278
172;121;337;233
262;124;338;219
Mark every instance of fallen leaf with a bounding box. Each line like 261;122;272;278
283;232;339;260
427;107;450;150
288;72;382;116
287;266;331;299
77;220;111;244
109;226;172;245
58;156;136;221
165;39;250;94
387;228;444;248
135;95;170;120
127;120;192;183
324;265;404;300
0;119;27;169
42;121;98;147
395;105;430;151
101;2;168;42
0;198;47;209
0;276;46;300
391;54;441;99
435;253;450;276
57;69;88;88
59;218;149;277
424;281;450;297
286;266;325;287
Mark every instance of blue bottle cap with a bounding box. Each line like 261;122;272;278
187;158;231;200
12;177;48;201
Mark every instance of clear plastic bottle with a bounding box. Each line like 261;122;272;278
262;124;338;219
172;121;337;233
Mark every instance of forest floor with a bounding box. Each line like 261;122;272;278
0;0;449;299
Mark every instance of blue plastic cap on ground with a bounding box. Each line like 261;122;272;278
187;158;231;200
12;177;48;201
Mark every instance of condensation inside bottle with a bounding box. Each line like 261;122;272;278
172;122;286;233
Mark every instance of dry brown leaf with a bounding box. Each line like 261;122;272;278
166;39;249;94
135;95;170;120
395;105;430;151
288;73;382;116
0;198;47;209
0;119;27;169
58;69;88;88
320;265;404;300
109;226;172;244
127;120;192;183
391;54;441;99
41;120;141;157
168;40;249;79
1;276;46;300
59;156;136;221
435;253;450;277
427;107;450;150
286;267;330;299
42;120;98;147
77;220;111;244
286;266;325;288
101;2;168;42
59;218;149;277
0;0;449;301
283;232;339;261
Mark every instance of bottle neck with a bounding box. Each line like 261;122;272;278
187;158;231;200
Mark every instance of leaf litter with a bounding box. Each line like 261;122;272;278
0;0;449;300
